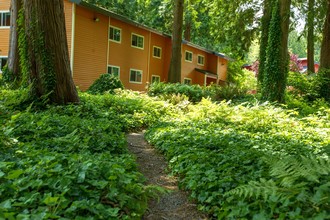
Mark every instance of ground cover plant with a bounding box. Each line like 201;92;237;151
145;98;330;219
0;88;171;219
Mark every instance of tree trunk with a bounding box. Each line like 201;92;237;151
258;0;273;87
168;0;184;83
320;0;330;69
307;0;315;73
7;0;21;83
318;0;330;100
23;0;79;104
184;21;191;42
262;0;291;103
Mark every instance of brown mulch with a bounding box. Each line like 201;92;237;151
127;132;209;220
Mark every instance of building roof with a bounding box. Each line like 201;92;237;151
70;0;230;60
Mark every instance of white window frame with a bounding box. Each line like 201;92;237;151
152;46;162;59
129;68;143;84
183;78;192;85
107;65;120;77
197;54;205;66
109;26;121;43
185;50;193;63
0;11;10;28
0;56;8;73
131;33;144;49
151;75;160;83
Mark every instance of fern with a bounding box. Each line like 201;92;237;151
226;155;330;202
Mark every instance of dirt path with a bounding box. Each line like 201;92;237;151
127;132;208;220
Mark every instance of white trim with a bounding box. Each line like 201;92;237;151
151;75;160;83
197;54;205;66
70;3;76;74
107;65;120;77
185;50;193;63
152;46;162;59
131;33;144;50
0;11;10;29
109;25;121;43
216;57;220;84
183;78;192;85
147;32;151;83
0;56;8;73
129;68;143;84
106;17;110;73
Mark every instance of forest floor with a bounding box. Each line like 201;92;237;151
127;132;208;220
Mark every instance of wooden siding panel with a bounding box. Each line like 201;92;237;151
108;18;150;91
0;0;10;57
64;0;73;59
0;29;9;56
0;0;10;11
73;6;108;91
218;58;228;82
149;32;168;82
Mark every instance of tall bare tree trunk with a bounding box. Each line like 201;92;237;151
320;0;330;70
168;0;184;83
7;0;21;82
23;0;79;104
307;0;315;73
318;0;330;100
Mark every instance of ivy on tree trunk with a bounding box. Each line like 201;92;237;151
23;0;79;104
262;0;291;103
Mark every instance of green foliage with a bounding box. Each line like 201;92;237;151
0;89;170;219
145;98;330;218
88;74;124;95
313;69;330;101
148;80;256;103
148;82;207;103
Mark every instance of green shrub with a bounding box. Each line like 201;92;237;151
87;74;124;95
0;89;172;219
148;82;206;103
146;99;330;219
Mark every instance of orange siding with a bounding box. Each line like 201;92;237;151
149;32;168;82
218;58;228;82
0;0;10;57
0;0;10;11
73;5;108;91
64;0;73;59
108;18;150;91
0;28;9;56
162;37;172;82
181;44;218;86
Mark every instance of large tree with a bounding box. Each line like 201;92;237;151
262;0;291;103
318;0;330;100
19;0;79;104
307;0;315;73
6;0;22;84
168;0;184;83
258;0;273;86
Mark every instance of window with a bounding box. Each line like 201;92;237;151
131;33;144;49
197;55;205;66
185;51;193;62
153;46;162;58
183;78;192;85
151;75;160;83
109;26;121;43
107;65;120;77
0;12;10;27
129;69;143;83
0;57;8;73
